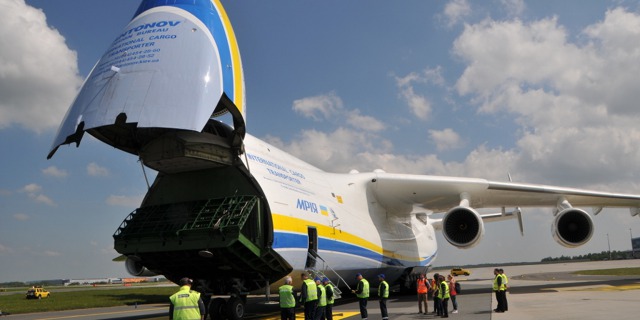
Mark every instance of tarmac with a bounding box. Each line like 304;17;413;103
2;260;639;319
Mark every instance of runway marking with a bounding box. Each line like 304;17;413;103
258;311;361;319
547;283;640;292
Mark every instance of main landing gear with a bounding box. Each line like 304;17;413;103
208;295;246;320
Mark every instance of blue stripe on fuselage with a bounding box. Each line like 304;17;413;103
273;231;435;267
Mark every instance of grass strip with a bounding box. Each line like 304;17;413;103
0;286;175;315
572;267;640;276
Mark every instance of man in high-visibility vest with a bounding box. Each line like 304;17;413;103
492;268;505;313
279;276;296;320
314;277;326;320
299;273;318;320
416;273;431;314
377;274;389;320
169;277;204;320
437;275;450;318
351;273;369;320
500;268;509;311
322;277;335;320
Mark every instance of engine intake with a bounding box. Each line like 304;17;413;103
552;208;594;248
442;206;485;248
125;257;158;277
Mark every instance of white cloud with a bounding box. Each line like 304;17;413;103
0;243;13;255
429;128;464;151
346;109;385;132
87;162;109;177
500;0;525;17
445;7;640;188
42;166;68;178
0;0;83;133
13;213;29;221
395;67;444;121
21;183;42;194
443;0;471;27
20;183;56;206
43;250;61;257
106;194;143;207
292;92;343;120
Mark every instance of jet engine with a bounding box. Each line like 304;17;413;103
125;257;158;277
551;208;594;248
442;206;485;248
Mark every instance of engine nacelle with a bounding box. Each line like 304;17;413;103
551;208;594;248
125;257;158;277
442;206;485;249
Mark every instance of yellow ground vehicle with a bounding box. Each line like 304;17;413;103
450;268;471;276
26;287;50;299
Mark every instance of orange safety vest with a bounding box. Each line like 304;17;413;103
417;279;429;294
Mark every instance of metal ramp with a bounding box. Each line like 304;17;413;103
113;195;291;290
306;251;350;299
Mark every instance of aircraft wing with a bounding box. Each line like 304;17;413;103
369;172;640;214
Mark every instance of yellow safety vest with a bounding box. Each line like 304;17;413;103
356;279;370;299
500;274;507;290
279;284;295;308
303;279;318;302
325;284;335;305
318;284;327;307
438;281;450;299
169;286;201;320
493;274;503;291
378;281;389;298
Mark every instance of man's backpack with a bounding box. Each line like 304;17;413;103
454;281;461;294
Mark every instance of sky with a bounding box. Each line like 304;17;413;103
2;0;640;283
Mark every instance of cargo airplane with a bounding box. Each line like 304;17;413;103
47;0;640;319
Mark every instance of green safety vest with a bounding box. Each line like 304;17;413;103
169;286;201;320
279;284;296;308
378;281;389;298
438;281;450;299
500;274;508;290
318;284;327;307
356;279;370;299
303;279;318;302
325;284;335;305
493;274;502;291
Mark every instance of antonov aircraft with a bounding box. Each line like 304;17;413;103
48;0;640;319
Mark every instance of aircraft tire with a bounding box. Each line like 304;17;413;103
209;298;226;319
225;296;244;320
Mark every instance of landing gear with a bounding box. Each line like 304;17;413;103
226;296;245;320
207;296;246;320
208;298;226;319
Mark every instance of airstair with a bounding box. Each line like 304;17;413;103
305;251;351;299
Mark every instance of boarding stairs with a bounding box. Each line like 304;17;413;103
306;251;351;299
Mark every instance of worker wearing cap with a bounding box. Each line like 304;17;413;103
322;277;335;320
279;276;296;320
299;273;318;320
169;277;204;320
378;274;389;320
314;277;326;320
351;273;369;320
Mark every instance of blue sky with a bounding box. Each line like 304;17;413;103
2;0;640;282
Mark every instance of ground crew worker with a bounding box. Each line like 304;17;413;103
431;273;440;314
279;276;296;320
500;268;509;311
322;277;335;320
437;275;450;318
416;273;431;314
314;277;326;320
378;274;389;320
169;277;204;320
493;268;505;312
351;273;369;320
300;273;318;320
